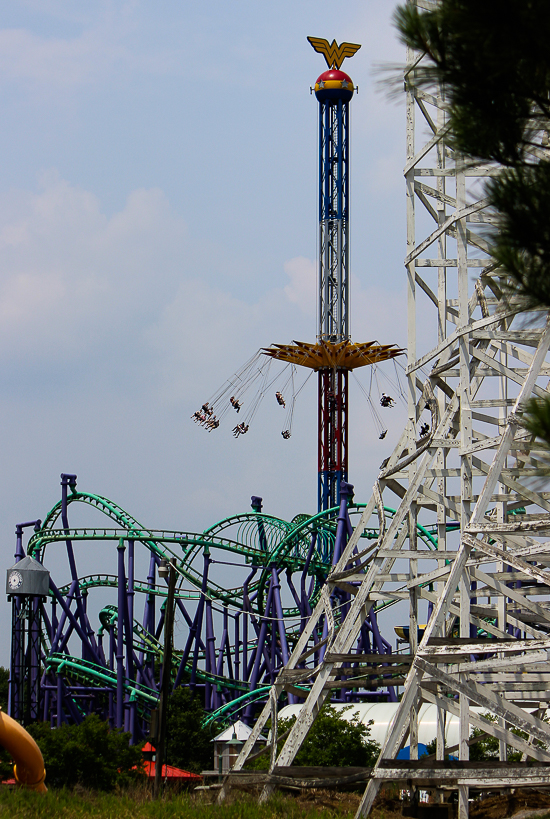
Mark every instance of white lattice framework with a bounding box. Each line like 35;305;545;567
220;3;550;816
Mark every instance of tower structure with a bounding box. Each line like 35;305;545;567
264;37;402;511
315;57;353;511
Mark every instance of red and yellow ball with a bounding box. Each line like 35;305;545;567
314;69;354;103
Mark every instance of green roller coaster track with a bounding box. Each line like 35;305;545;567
30;489;450;727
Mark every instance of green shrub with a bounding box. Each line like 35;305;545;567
165;687;218;773
469;713;546;762
0;667;8;712
248;704;380;769
26;715;144;790
0;668;15;781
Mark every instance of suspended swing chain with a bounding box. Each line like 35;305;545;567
349;352;410;440
352;370;387;439
192;343;317;439
191;350;266;430
192;353;291;434
281;368;313;439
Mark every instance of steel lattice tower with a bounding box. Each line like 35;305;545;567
264;37;402;511
317;70;351;511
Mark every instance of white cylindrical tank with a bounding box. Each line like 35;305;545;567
277;702;489;749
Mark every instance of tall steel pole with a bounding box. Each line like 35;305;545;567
263;39;402;511
315;63;354;511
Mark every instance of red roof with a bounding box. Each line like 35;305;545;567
137;747;202;781
140;760;202;780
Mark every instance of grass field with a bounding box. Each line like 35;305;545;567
0;787;359;819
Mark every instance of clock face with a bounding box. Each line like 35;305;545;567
8;571;23;591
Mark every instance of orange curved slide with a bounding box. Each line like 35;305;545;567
0;710;46;793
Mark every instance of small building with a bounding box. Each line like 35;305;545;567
212;720;266;775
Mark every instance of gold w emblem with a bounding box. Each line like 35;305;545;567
307;36;361;70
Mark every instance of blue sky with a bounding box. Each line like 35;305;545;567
0;0;408;663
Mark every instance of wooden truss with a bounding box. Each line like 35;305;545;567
220;2;550;815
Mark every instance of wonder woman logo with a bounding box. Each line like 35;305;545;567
307;36;361;70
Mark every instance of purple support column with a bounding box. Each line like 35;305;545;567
271;567;290;667
300;533;317;630
234;613;241;683
60;474;99;661
272;566;293;702
216;608;229;677
116;541;126;729
127;540;136;741
319;483;354;665
108;623;115;728
205;599;216;710
175;548;210;688
140;554;157;689
56;675;63;727
333;482;354;565
252;496;268;552
143;555;156;637
243;579;275;722
242;568;258;681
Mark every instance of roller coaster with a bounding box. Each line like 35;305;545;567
8;473;446;742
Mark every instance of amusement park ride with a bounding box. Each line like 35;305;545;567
192;37;403;513
10;9;550;813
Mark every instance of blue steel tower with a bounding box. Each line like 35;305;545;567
315;60;355;511
263;38;402;511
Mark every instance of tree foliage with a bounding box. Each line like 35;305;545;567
0;668;13;781
26;715;144;790
248;705;380;769
0;668;8;713
165;686;217;774
394;0;550;166
394;0;550;445
468;713;548;762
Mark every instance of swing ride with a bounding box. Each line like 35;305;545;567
192;347;406;446
192;38;404;513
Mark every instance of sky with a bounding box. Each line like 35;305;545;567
0;0;409;664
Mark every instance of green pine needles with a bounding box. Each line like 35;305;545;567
394;0;550;450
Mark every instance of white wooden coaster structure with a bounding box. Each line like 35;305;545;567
219;2;550;815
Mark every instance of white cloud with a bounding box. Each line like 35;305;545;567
283;256;316;318
0;174;323;406
0;173;186;373
0;26;129;88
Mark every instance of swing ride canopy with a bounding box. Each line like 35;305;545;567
262;339;404;370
